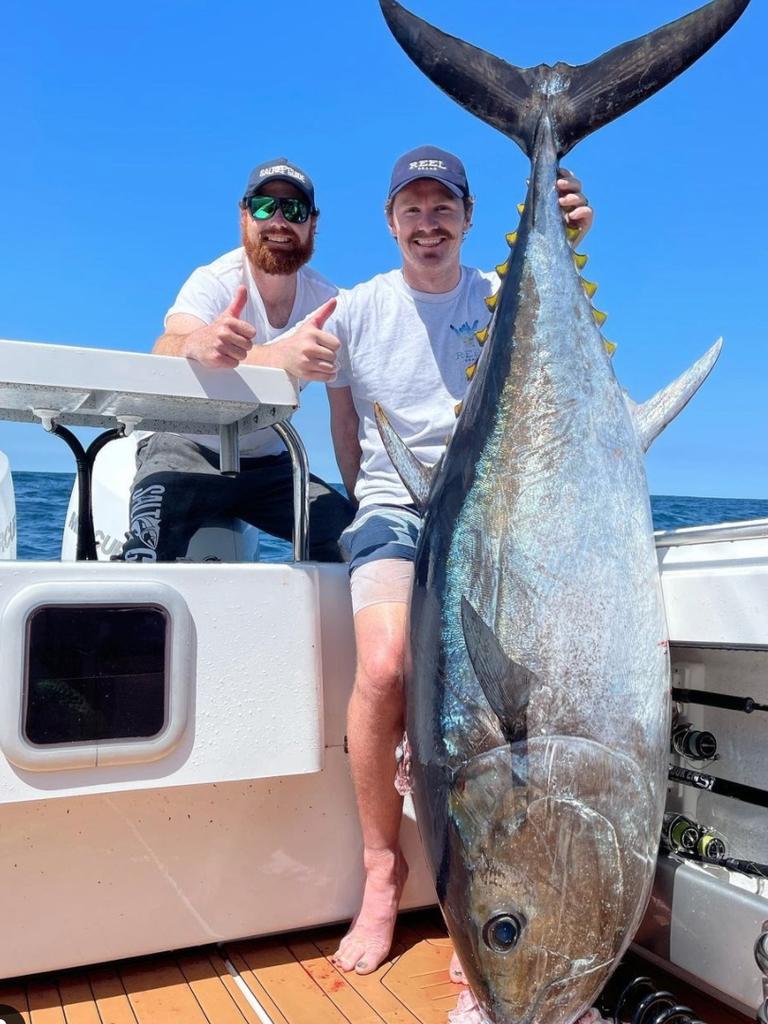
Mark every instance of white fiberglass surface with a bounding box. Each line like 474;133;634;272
0;561;325;800
0;338;298;432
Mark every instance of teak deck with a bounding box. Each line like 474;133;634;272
0;911;751;1024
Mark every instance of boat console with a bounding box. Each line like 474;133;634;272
0;338;309;559
0;337;299;434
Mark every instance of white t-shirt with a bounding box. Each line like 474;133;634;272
165;247;337;456
327;267;499;509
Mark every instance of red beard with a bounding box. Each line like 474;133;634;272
242;222;315;276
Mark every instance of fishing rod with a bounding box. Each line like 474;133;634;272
661;813;768;879
669;765;768;809
677;850;768;879
672;687;768;715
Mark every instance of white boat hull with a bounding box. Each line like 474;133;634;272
0;562;435;979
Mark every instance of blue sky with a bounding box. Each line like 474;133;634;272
1;0;765;498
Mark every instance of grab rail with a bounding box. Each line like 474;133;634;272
655;518;768;549
272;421;310;562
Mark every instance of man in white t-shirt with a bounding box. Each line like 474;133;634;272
287;146;592;975
119;157;354;562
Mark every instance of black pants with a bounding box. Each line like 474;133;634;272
118;434;354;563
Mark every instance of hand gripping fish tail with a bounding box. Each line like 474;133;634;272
375;2;751;1024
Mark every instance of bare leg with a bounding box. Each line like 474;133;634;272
333;600;410;974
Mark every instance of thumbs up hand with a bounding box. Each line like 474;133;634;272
269;298;341;382
181;286;257;368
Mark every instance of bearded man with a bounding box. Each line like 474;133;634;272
120;158;354;563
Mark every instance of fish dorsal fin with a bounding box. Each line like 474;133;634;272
374;402;434;511
629;338;723;452
460;597;533;745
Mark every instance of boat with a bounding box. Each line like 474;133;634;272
0;337;765;1023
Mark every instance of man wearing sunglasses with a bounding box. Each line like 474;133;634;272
120;158;353;563
281;146;592;976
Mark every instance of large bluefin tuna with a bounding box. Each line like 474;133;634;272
374;1;750;1022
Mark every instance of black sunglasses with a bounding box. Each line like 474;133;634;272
245;195;312;224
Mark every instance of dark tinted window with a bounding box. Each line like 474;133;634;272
25;605;167;745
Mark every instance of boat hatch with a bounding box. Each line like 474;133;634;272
0;580;192;771
0;561;325;803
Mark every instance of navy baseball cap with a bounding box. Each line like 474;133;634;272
243;158;317;212
388;145;470;201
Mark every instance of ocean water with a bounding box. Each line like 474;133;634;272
10;470;768;562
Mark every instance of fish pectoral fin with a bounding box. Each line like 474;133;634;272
374;402;434;511
460;597;533;744
628;338;723;452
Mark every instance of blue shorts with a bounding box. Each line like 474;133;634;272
340;504;421;574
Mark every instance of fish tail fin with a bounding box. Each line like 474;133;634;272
379;0;750;158
555;0;750;156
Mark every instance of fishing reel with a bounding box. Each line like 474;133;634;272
755;929;768;1024
598;970;708;1024
661;813;727;860
671;723;718;762
608;976;706;1024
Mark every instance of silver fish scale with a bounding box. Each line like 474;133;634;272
380;0;748;1018
429;129;668;779
407;121;669;1023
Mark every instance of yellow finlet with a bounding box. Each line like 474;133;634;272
603;339;617;356
581;279;598;299
592;308;608;328
506;231;518;247
566;225;580;243
517;203;525;215
573;252;588;270
485;292;499;311
454;401;463;418
496;260;509;278
466;362;477;381
475;326;489;345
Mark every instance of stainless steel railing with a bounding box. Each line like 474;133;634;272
655;518;768;549
272;421;310;562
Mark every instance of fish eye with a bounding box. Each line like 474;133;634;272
483;913;525;953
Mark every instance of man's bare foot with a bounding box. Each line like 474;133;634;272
332;848;409;975
449;950;467;984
